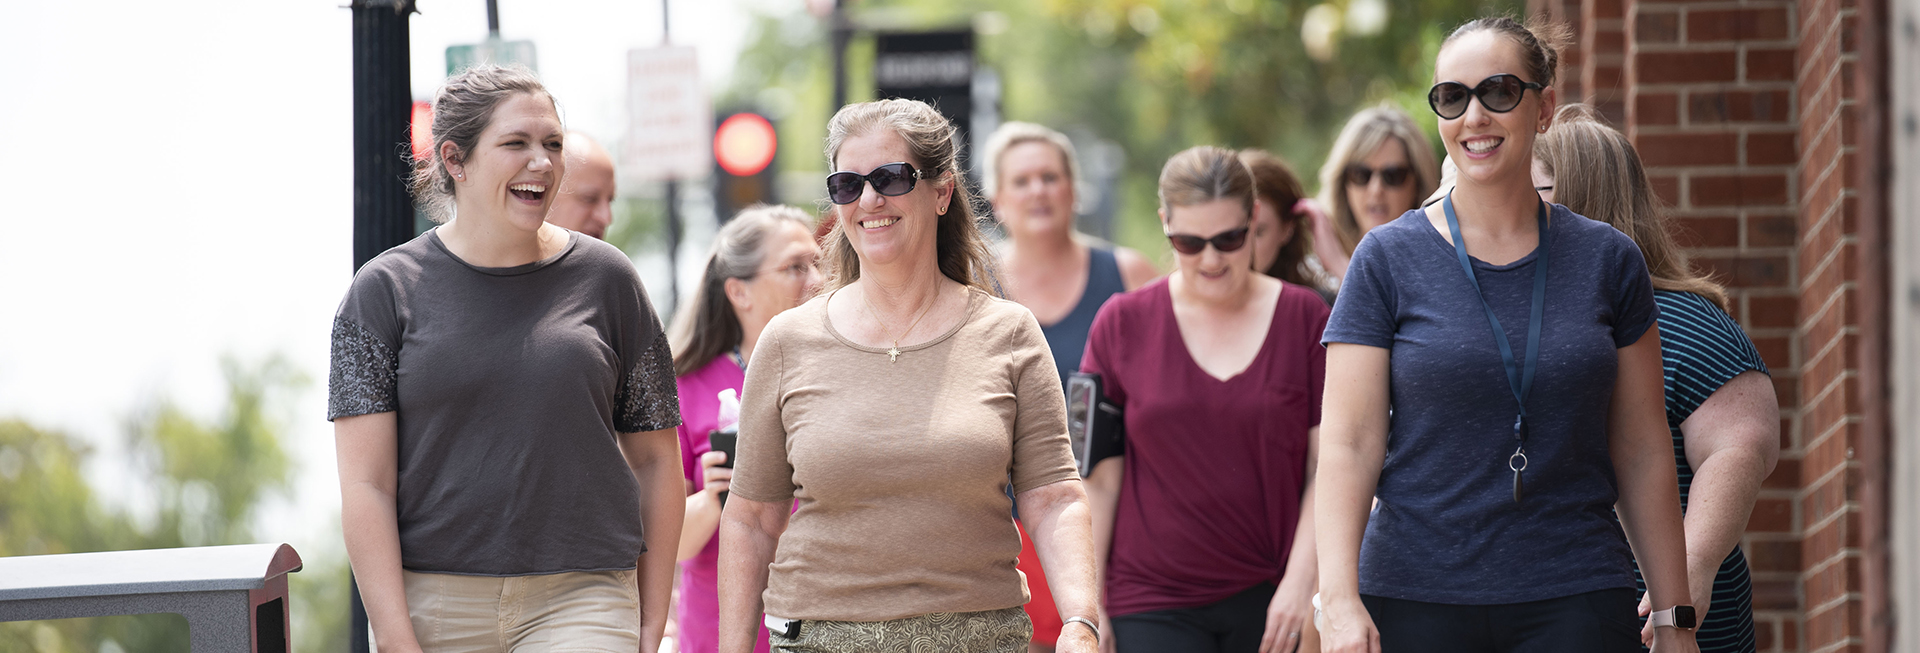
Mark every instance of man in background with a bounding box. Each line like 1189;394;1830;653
551;132;617;239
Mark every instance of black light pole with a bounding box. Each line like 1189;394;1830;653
830;0;850;109
348;2;414;651
662;0;681;312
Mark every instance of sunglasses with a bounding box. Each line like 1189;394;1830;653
1427;74;1546;120
1346;164;1412;188
1165;227;1250;255
826;162;927;205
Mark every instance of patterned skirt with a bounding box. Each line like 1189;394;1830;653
769;606;1034;653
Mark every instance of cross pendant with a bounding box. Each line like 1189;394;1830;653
887;346;900;363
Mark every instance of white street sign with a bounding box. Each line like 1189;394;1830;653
624;46;711;182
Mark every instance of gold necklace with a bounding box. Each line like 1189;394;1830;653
858;283;941;363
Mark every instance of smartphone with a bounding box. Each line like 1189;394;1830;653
708;427;737;506
1067;372;1125;478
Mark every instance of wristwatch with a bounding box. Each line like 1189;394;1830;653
1648;605;1697;630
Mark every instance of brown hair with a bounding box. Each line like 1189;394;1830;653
819;99;996;294
408;65;555;223
1536;104;1729;308
1316;105;1442;254
668;205;818;377
1158;146;1256;224
1239;149;1324;288
1443;15;1574;87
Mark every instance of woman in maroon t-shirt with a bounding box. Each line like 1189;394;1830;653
1082;146;1327;653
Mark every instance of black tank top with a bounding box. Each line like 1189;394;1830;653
1040;247;1128;385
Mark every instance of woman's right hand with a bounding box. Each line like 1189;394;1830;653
699;450;733;496
1315;594;1380;653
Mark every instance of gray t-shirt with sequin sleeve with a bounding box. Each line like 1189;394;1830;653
328;229;681;576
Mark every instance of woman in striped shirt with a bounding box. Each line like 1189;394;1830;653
1534;103;1782;653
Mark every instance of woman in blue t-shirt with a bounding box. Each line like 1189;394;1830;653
1315;17;1700;653
1536;104;1781;653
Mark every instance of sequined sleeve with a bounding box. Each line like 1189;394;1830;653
615;332;682;433
328;316;399;420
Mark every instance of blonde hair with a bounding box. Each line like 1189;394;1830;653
1316;106;1441;254
1536;104;1728;309
819;99;996;294
409;65;555;223
668;205;819;377
982;121;1080;200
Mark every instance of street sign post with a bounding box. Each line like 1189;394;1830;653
445;38;537;74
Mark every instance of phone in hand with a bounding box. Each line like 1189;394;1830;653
707;427;737;506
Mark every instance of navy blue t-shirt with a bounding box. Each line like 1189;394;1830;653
1322;204;1659;604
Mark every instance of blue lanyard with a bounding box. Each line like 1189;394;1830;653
1442;192;1551;502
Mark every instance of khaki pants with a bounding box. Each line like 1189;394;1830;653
770;606;1033;653
401;569;641;652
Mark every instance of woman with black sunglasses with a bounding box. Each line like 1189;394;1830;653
1308;107;1441;281
716;99;1100;653
1082;146;1328;653
1315;17;1699;653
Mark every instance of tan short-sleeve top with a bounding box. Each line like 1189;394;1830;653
730;286;1079;622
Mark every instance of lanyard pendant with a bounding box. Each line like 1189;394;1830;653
1513;414;1526;440
1509;446;1529;504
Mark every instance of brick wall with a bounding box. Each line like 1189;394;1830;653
1529;0;1893;650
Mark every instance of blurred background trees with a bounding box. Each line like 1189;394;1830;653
0;357;349;653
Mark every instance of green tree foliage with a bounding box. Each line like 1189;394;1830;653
719;0;1516;255
0;357;350;653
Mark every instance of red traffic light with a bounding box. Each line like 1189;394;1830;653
714;113;777;177
410;101;434;162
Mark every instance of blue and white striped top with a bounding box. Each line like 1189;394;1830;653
1633;290;1769;653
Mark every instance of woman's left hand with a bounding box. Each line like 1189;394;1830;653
1054;617;1101;653
1259;578;1315;653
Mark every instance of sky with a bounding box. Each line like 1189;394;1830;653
0;0;769;551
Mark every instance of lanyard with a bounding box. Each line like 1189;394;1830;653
1442;192;1552;503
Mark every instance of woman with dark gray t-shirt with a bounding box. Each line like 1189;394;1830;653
328;66;685;653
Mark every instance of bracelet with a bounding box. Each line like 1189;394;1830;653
1062;616;1100;639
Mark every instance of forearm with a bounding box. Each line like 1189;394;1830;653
1084;457;1124;585
718;500;786;653
633;455;687;648
1612;332;1691;610
1280;482;1319;593
1678;449;1770;592
679;490;722;561
1021;481;1102;622
1313;441;1377;600
341;484;420;653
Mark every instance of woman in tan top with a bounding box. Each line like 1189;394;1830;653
717;99;1101;653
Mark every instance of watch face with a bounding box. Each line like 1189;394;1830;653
1675;606;1697;629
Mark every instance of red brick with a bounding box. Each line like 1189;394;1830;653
1649;174;1681;205
1692;174;1791;207
1749;295;1799;328
1687;7;1793;42
1590;0;1622;19
1841;14;1858;53
1774;371;1800;406
1689;89;1793;123
1746;47;1797;82
1753;335;1792;369
1639;132;1740;166
1590;64;1624;90
1747;497;1796;532
1636;9;1680;42
1751;579;1799;610
1762;457;1800;489
1749;214;1799;246
1636;51;1737;83
1695;254;1792;286
1672;215;1738;248
1635;92;1681;125
1748;132;1799;166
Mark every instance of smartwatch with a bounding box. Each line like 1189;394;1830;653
1648;605;1697;630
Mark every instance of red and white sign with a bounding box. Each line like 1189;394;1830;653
624;46;711;182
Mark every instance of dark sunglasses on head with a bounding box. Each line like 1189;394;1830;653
826;162;926;205
1165;227;1250;255
1427;73;1546;120
1346;164;1412;188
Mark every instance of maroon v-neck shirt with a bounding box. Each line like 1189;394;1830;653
1080;277;1328;616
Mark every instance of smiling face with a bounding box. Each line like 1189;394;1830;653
446;93;566;233
992;140;1076;239
1345;137;1418;233
1164;199;1255;300
831;129;953;270
1433;30;1556;191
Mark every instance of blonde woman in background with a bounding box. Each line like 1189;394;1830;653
1309;106;1441;280
1535;104;1779;653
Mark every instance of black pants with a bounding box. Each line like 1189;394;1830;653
1361;588;1641;653
1111;583;1277;653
